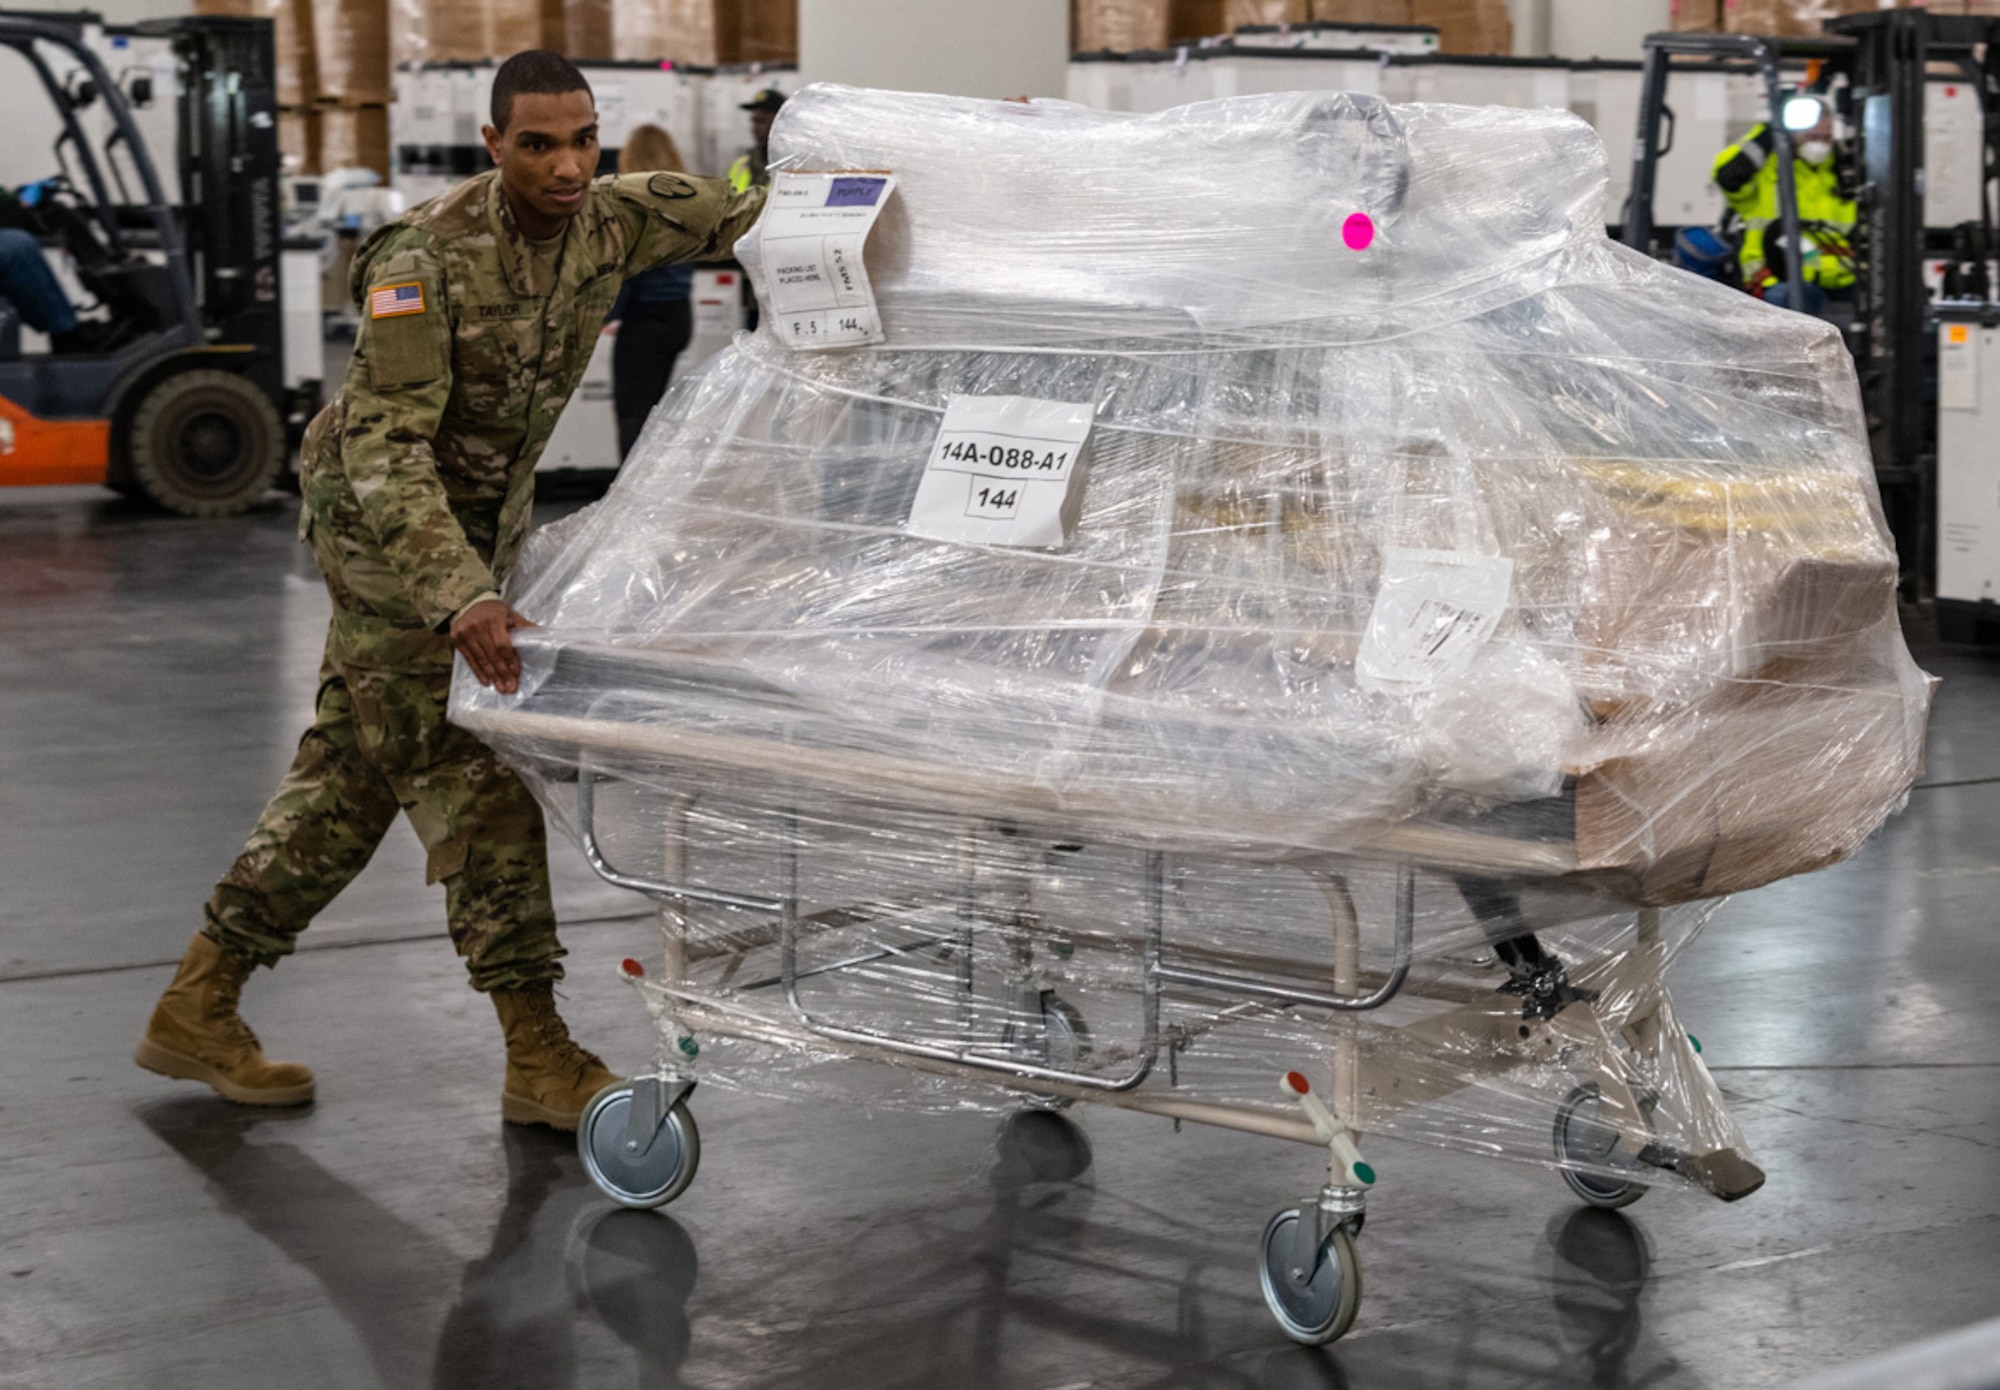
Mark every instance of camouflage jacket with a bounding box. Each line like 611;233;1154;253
298;168;765;664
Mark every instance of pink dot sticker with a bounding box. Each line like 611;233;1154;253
1342;212;1375;251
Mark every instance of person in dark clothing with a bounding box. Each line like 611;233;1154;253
611;263;693;460
0;183;123;353
609;124;696;461
729;89;787;333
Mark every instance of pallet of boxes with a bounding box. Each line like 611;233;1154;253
234;0;799;176
1074;0;1509;54
203;0;617;180
1672;0;2000;36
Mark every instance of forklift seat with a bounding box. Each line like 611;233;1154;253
80;258;177;336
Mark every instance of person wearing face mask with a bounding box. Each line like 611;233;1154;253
1711;95;1856;312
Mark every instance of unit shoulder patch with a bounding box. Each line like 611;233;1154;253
370;282;428;318
649;173;698;200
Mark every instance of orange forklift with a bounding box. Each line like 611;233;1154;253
0;11;308;515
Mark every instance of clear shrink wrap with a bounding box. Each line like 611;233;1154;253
452;87;1933;1201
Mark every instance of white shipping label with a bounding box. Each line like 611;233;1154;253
1940;323;1980;411
1355;549;1514;696
906;395;1095;549
761;171;896;350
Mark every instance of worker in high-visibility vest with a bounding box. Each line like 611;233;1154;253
728;87;786;194
727;88;786;330
1711;94;1856;311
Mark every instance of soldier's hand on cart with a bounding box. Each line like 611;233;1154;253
450;598;538;695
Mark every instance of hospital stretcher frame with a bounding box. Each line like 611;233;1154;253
457;687;1766;1347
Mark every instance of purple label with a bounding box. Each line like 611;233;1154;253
826;176;886;208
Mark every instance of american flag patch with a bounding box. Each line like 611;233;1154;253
369;282;426;318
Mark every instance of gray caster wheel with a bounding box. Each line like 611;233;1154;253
1043;994;1091;1069
1258;1207;1362;1345
1022;993;1091;1111
579;1082;701;1210
1555;1084;1647;1210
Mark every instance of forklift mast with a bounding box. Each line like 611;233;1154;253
1622;30;1837;313
1826;8;2000;591
135;15;285;406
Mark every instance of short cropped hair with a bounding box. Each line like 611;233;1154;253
491;50;593;132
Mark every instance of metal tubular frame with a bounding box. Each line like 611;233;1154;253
573;771;1414;1099
574;766;1764;1198
577;770;783;914
1156;866;1415;1011
775;821;1164;1093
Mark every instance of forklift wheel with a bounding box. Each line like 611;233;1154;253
127;369;285;518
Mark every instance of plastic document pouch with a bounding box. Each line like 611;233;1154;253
760;171;896;349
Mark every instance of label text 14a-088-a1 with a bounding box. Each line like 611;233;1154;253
936;440;1072;471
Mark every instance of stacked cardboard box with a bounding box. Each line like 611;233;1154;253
1670;0;1722;30
1312;0;1415;23
390;0;550;66
276;105;392;176
1173;0;1227;35
1073;0;1425;45
313;0;389;103
1075;0;1160;50
1722;0;1841;34
317;103;391;176
617;0;716;62
279;103;317;172
1225;0;1307;23
1683;0;2000;33
308;0;389;172
565;0;614;56
732;0;799;62
1072;0;1240;50
611;0;797;64
1408;0;1510;52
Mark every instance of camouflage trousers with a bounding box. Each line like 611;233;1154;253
203;636;564;993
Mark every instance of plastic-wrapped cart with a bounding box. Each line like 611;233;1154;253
450;85;1933;1344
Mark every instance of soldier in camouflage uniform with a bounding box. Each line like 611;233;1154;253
135;51;766;1129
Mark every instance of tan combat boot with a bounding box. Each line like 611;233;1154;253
491;982;620;1131
134;933;316;1106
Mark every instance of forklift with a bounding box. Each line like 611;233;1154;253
1621;11;2000;638
0;10;309;516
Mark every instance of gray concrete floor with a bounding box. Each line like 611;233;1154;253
2;487;1997;1390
